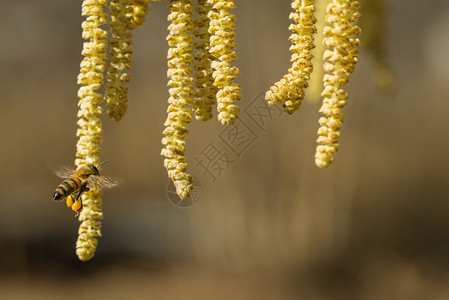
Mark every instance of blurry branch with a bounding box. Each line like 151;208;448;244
358;0;396;94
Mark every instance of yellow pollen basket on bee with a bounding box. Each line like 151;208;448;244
53;160;118;217
66;195;82;214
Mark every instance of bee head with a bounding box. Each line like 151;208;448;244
89;164;100;176
76;160;109;178
76;164;99;178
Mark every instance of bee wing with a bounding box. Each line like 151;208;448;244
87;175;121;189
55;167;75;179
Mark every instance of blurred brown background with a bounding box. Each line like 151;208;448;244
1;0;449;299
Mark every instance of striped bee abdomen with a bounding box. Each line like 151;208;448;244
53;176;82;201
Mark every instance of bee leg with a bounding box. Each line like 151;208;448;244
75;186;85;200
72;188;85;217
66;195;75;208
76;203;83;217
72;199;83;217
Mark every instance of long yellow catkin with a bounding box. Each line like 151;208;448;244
105;0;153;121
208;0;241;126
315;0;360;168
75;0;108;262
265;0;317;114
161;0;195;199
105;0;133;121
193;0;217;121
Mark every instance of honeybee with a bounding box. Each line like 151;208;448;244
53;160;119;216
